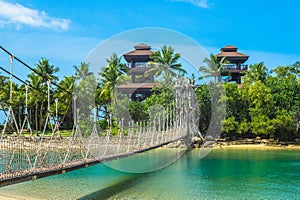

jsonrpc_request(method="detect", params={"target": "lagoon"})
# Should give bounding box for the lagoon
[0,148,300,199]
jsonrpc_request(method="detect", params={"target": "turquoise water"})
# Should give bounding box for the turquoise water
[0,148,300,199]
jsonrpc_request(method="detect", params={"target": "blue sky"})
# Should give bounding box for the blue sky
[0,0,299,79]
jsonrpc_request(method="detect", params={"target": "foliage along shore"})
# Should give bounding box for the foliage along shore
[196,59,300,142]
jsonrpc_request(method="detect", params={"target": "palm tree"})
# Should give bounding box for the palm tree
[13,84,26,129]
[55,76,75,127]
[34,58,59,82]
[58,76,75,97]
[97,53,128,121]
[95,83,111,118]
[244,62,268,83]
[291,62,300,76]
[99,53,127,100]
[271,65,296,79]
[27,74,43,134]
[199,53,227,83]
[73,62,93,80]
[29,59,59,132]
[0,75,9,106]
[146,45,186,82]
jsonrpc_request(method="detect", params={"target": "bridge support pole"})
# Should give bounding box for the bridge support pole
[31,175,37,182]
[184,83,195,148]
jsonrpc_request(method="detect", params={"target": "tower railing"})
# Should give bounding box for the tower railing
[221,64,248,71]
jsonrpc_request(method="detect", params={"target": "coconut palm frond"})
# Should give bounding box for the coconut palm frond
[199,54,226,82]
[148,46,185,82]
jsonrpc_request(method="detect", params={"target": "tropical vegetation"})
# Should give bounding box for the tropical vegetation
[0,46,299,142]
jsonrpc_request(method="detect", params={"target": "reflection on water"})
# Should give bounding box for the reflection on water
[0,148,300,199]
[105,148,188,173]
[78,174,147,200]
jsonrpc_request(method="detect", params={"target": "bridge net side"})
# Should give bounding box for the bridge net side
[0,80,195,182]
[0,47,198,183]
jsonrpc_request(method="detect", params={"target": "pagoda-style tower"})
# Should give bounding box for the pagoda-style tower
[216,45,249,83]
[117,43,159,101]
[123,43,154,83]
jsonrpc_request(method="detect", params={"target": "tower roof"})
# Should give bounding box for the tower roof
[123,43,153,63]
[134,43,151,50]
[216,45,249,63]
[221,45,238,52]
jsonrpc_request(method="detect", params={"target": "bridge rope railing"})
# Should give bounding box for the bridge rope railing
[0,103,189,183]
[0,47,197,186]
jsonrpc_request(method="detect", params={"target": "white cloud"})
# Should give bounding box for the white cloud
[0,0,70,30]
[170,0,210,8]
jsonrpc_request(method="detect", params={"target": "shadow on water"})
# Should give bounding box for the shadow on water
[78,148,194,200]
[77,173,150,200]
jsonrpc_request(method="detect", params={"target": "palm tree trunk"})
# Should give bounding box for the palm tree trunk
[59,100,70,127]
[218,74,222,83]
[35,101,38,135]
[39,102,44,132]
[18,105,22,131]
[30,107,32,127]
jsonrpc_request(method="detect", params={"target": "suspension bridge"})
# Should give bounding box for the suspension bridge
[0,46,198,187]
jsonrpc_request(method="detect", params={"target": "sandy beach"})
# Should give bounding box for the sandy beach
[0,193,26,200]
[0,191,41,200]
[213,143,300,150]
